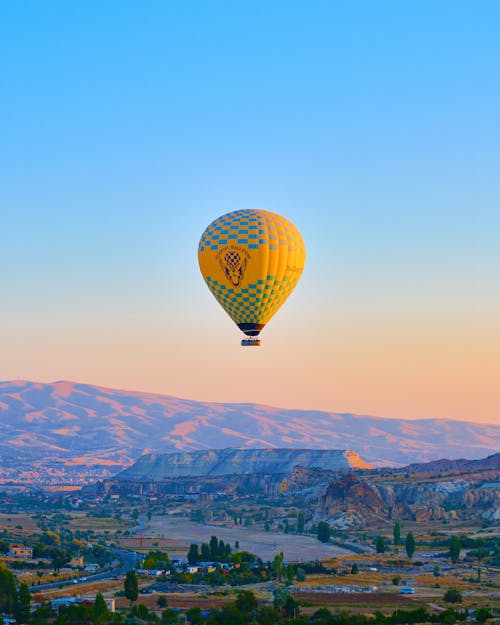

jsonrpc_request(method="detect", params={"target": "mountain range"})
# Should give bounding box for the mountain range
[0,380,498,482]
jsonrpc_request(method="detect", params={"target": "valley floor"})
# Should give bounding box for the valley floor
[145,516,353,561]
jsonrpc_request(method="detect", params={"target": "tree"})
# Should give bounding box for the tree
[475,607,491,622]
[186,606,205,624]
[286,562,295,583]
[15,582,32,625]
[197,543,208,562]
[0,562,17,614]
[405,532,415,559]
[124,570,139,605]
[282,594,300,618]
[161,608,180,624]
[317,521,331,543]
[393,520,401,546]
[209,535,219,560]
[254,605,281,625]
[376,536,386,553]
[187,543,199,565]
[476,537,486,561]
[296,567,306,581]
[443,588,462,603]
[235,590,258,617]
[157,595,168,608]
[272,551,284,581]
[94,591,109,621]
[143,553,157,570]
[449,535,461,563]
[297,512,305,534]
[50,547,71,572]
[351,563,359,575]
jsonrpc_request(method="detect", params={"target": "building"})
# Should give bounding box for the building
[9,544,33,558]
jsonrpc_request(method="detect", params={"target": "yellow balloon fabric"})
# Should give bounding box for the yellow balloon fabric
[198,209,306,338]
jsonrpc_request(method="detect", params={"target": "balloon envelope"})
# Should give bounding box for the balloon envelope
[198,209,306,340]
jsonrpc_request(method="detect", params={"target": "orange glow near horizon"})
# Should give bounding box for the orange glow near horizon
[2,308,498,425]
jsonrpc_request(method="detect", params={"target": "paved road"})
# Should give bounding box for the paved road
[29,548,142,592]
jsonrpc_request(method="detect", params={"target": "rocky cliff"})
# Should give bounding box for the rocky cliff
[115,447,372,481]
[286,453,500,527]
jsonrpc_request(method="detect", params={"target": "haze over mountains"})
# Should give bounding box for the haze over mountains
[0,380,498,482]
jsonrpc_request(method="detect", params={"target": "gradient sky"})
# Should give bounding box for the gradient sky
[1,1,499,424]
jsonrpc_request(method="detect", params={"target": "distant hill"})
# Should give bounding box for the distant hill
[116,448,372,481]
[0,380,498,482]
[404,453,500,473]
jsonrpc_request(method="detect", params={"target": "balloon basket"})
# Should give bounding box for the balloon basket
[241,338,261,347]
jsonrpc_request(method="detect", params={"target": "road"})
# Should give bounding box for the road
[29,548,142,592]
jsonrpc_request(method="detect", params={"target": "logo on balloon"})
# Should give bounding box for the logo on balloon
[218,247,249,287]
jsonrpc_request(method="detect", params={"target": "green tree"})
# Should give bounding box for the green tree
[273,587,291,610]
[296,567,306,581]
[317,521,331,543]
[393,520,401,546]
[376,536,386,553]
[187,543,199,565]
[0,562,17,614]
[131,603,150,620]
[475,607,491,622]
[254,605,280,625]
[157,595,167,608]
[124,570,139,605]
[476,537,486,561]
[272,551,284,581]
[197,542,208,561]
[443,588,462,603]
[15,582,32,625]
[186,606,205,624]
[351,563,359,574]
[282,594,300,618]
[405,532,415,559]
[235,590,258,617]
[449,535,461,564]
[297,512,305,534]
[50,547,71,572]
[286,562,295,583]
[143,553,157,570]
[94,591,109,622]
[209,535,219,560]
[161,608,179,624]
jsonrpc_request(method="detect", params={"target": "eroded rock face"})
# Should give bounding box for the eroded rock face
[314,457,500,526]
[321,473,385,517]
[116,448,372,480]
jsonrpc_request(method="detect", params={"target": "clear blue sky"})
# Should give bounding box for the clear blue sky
[1,1,499,423]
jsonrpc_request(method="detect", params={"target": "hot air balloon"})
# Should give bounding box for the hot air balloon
[198,209,306,346]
